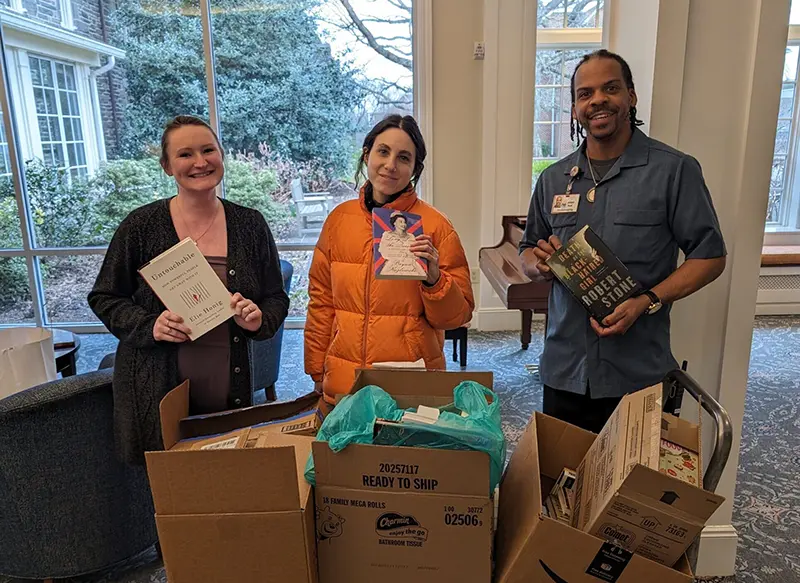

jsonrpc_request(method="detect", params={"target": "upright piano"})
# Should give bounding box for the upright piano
[478,215,551,349]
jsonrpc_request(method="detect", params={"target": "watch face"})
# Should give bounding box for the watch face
[648,302,662,315]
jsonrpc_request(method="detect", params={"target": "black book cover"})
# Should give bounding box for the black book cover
[546,225,642,322]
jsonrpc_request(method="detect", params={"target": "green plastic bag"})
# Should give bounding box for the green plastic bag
[304,381,505,492]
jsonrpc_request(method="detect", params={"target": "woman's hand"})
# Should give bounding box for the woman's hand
[231,292,263,332]
[410,234,440,286]
[153,310,192,342]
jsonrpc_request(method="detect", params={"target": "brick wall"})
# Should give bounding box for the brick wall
[22,0,61,27]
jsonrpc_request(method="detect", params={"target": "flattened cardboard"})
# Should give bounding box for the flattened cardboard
[314,369,496,583]
[179,391,321,438]
[494,412,695,583]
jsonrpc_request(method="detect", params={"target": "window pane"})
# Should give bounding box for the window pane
[783,46,798,83]
[40,255,103,323]
[49,117,61,142]
[538,0,603,29]
[768,156,788,223]
[40,61,54,87]
[45,89,58,115]
[0,256,34,324]
[72,118,83,141]
[279,249,313,318]
[56,63,66,90]
[533,48,586,179]
[33,88,45,113]
[212,0,413,250]
[78,0,205,248]
[68,93,79,115]
[38,116,51,141]
[791,0,800,25]
[64,65,77,91]
[0,177,23,249]
[774,119,791,156]
[29,58,42,85]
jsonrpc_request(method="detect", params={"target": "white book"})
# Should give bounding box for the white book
[138,237,234,341]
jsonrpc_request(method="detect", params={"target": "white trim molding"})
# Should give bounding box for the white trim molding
[59,0,76,31]
[413,0,433,203]
[694,524,739,578]
[537,27,602,49]
[0,9,126,60]
[475,307,544,332]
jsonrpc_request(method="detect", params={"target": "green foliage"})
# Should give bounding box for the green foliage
[223,158,292,231]
[111,0,363,172]
[532,159,557,180]
[0,257,29,304]
[91,158,175,241]
[23,160,104,248]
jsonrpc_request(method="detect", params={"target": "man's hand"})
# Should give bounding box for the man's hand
[522,235,562,282]
[590,295,651,337]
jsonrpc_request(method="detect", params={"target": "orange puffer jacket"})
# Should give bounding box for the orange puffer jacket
[305,187,474,403]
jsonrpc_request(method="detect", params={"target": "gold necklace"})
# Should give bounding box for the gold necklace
[176,196,220,242]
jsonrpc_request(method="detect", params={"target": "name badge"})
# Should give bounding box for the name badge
[551,194,580,214]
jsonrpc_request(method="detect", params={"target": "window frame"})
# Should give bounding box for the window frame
[765,26,800,243]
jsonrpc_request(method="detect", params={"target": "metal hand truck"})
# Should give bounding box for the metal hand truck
[662,365,734,574]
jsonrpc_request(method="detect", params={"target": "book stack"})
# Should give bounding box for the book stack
[542,467,577,525]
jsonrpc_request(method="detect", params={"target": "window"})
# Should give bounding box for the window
[0,0,423,329]
[211,0,415,317]
[766,3,800,237]
[29,56,87,180]
[532,1,604,183]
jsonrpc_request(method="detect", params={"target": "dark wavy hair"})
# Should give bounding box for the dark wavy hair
[355,114,427,200]
[569,49,644,143]
[160,115,223,169]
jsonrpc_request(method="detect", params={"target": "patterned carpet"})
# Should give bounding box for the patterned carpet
[3,316,799,582]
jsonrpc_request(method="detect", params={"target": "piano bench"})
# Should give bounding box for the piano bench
[445,326,469,367]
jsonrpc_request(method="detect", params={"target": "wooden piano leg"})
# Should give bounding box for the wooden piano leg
[521,309,532,350]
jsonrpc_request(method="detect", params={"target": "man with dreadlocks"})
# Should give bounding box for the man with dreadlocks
[519,50,726,432]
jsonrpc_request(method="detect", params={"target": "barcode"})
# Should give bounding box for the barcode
[645,393,656,413]
[201,436,239,450]
[603,471,613,494]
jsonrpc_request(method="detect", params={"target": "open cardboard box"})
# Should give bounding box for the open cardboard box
[313,368,496,583]
[573,385,724,567]
[144,381,319,583]
[494,412,697,583]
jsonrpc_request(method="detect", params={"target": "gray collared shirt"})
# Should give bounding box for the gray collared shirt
[520,129,726,398]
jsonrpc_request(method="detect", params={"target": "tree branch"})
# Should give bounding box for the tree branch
[337,0,412,70]
[384,0,412,14]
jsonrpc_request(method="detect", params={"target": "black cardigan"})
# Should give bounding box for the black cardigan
[88,198,289,464]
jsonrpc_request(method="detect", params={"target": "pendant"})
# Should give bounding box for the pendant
[587,187,596,203]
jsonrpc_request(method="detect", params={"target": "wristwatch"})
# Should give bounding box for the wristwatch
[641,290,663,315]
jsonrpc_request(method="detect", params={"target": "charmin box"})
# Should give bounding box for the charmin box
[313,369,496,583]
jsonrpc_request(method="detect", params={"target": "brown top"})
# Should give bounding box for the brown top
[178,256,232,414]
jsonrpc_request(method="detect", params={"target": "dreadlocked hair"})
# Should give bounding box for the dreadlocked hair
[569,49,644,144]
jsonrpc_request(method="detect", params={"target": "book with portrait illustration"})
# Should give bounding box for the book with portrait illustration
[372,208,428,280]
[138,237,234,341]
[545,225,642,322]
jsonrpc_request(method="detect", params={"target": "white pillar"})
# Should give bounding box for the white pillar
[608,0,790,576]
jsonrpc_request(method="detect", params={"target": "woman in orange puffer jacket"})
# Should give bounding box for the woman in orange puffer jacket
[304,114,474,404]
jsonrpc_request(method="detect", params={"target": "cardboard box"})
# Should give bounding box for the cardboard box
[494,412,697,583]
[573,385,725,567]
[313,369,495,583]
[145,381,319,583]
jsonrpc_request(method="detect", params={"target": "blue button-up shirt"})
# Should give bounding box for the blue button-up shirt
[520,129,726,398]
